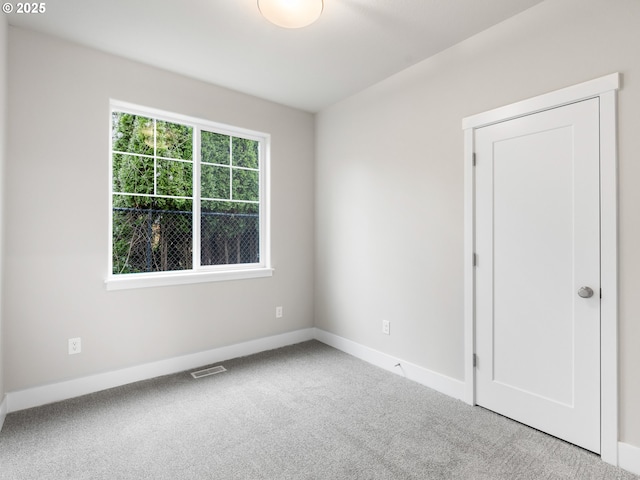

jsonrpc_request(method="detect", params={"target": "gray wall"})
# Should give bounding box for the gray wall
[315,0,640,447]
[4,27,315,392]
[0,13,6,405]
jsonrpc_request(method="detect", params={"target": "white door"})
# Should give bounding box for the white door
[475,98,601,453]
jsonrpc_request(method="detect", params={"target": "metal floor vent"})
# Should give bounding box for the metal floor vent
[191,365,227,379]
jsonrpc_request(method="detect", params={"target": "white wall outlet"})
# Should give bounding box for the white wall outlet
[68,337,82,355]
[276,306,283,318]
[382,320,390,335]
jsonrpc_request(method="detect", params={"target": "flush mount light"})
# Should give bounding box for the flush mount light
[258,0,324,29]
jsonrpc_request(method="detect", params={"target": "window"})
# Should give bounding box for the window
[107,101,271,290]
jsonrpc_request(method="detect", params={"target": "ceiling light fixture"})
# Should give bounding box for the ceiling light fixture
[257,0,324,29]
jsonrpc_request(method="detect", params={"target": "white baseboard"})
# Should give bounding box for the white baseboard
[0,394,7,431]
[6,327,466,414]
[619,442,640,475]
[7,328,315,413]
[313,328,466,401]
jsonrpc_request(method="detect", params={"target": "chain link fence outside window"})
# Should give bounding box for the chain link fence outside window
[112,207,259,274]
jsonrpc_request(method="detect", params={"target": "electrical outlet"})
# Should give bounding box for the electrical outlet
[382,320,390,335]
[68,337,82,355]
[276,306,283,318]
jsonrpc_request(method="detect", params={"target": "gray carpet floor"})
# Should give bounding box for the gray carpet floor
[0,340,636,479]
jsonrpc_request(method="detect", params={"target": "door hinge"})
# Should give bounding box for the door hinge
[473,253,477,267]
[473,353,478,368]
[472,153,477,166]
[600,288,602,299]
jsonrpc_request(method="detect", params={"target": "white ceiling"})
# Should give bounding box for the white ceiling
[7,0,545,112]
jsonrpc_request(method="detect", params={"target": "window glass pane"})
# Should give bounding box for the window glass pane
[112,196,193,274]
[111,105,266,277]
[232,169,259,202]
[202,131,230,165]
[112,112,154,156]
[112,154,154,195]
[232,137,259,168]
[156,121,193,160]
[201,201,259,266]
[156,159,193,197]
[201,164,230,199]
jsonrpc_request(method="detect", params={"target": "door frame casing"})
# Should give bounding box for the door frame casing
[462,73,620,465]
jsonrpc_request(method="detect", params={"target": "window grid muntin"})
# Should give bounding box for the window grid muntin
[112,154,194,197]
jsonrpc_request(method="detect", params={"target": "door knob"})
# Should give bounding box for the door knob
[578,286,594,298]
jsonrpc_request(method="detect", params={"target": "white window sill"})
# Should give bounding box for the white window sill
[105,267,274,291]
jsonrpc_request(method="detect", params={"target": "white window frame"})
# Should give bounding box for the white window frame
[106,100,272,290]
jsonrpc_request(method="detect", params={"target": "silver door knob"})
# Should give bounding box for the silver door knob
[578,286,594,298]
